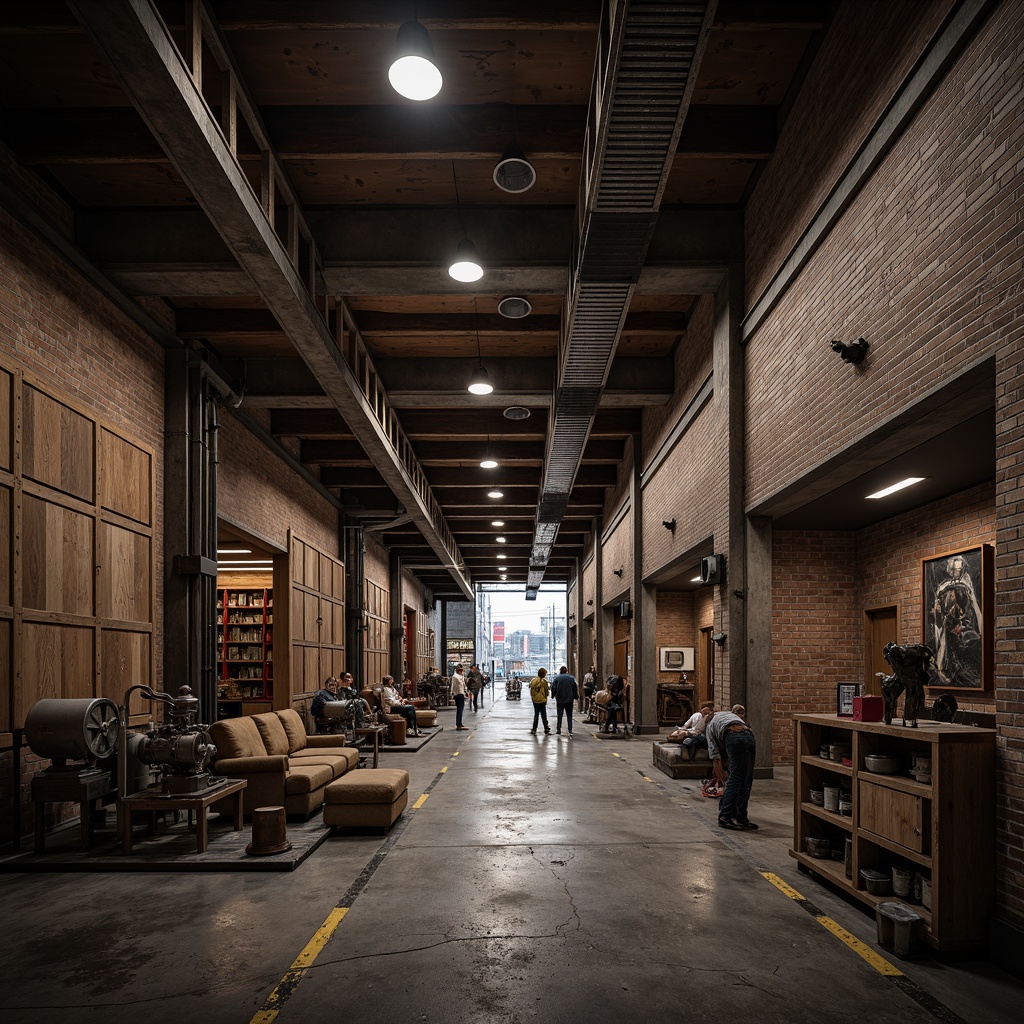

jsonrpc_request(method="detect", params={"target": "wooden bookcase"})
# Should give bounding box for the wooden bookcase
[216,587,273,716]
[791,713,995,952]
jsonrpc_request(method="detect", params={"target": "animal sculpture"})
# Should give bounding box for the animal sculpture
[880,641,934,727]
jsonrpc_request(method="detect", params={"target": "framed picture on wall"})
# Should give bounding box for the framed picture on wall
[836,682,859,717]
[921,543,994,691]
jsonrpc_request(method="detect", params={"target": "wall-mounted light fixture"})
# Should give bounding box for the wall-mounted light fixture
[830,337,869,365]
[612,567,623,577]
[662,518,676,533]
[388,20,442,101]
[586,599,594,607]
[711,632,727,646]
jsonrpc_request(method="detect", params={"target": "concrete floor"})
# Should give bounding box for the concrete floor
[3,694,1022,1023]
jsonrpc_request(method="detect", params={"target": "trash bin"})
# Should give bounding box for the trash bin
[876,901,922,959]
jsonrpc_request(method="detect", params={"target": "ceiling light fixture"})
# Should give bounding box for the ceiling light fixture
[497,553,506,560]
[480,430,498,468]
[497,296,532,319]
[216,548,252,555]
[496,536,506,543]
[493,141,536,194]
[866,477,926,500]
[690,576,703,583]
[467,296,493,395]
[388,20,442,101]
[487,490,504,499]
[491,520,505,527]
[448,161,483,282]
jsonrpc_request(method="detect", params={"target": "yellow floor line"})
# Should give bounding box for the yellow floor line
[440,765,448,773]
[249,907,348,1023]
[451,751,459,757]
[413,793,428,809]
[612,752,621,758]
[760,872,902,977]
[643,775,653,782]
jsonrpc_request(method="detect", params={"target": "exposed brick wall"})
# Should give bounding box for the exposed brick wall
[602,507,632,603]
[218,412,338,558]
[745,0,953,305]
[655,591,695,685]
[744,2,1022,511]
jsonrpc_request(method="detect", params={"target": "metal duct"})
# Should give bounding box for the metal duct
[530,1,717,583]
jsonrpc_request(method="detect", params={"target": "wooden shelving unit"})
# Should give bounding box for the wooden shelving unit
[216,587,273,716]
[791,713,995,952]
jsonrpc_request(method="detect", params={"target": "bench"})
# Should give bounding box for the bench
[652,740,712,779]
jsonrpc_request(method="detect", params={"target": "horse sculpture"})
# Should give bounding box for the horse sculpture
[879,641,934,727]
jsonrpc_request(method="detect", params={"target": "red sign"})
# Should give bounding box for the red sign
[493,622,505,642]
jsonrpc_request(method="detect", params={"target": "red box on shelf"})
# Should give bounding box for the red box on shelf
[853,695,884,722]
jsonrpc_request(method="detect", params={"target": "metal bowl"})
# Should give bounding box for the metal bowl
[805,837,831,859]
[864,753,901,774]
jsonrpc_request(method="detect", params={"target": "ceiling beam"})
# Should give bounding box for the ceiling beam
[68,0,472,598]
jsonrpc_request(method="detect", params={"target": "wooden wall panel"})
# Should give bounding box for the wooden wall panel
[364,578,388,688]
[101,522,151,623]
[22,386,94,502]
[304,543,319,590]
[100,428,152,526]
[0,368,10,471]
[304,645,320,690]
[0,619,10,732]
[17,622,94,720]
[0,486,10,608]
[22,494,94,615]
[101,628,151,708]
[302,591,319,639]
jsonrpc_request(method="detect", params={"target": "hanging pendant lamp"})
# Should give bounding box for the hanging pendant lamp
[467,307,493,395]
[449,237,484,283]
[493,141,536,194]
[388,20,442,101]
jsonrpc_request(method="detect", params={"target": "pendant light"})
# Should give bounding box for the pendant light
[480,432,498,469]
[467,299,493,395]
[448,160,483,282]
[388,20,442,101]
[493,141,536,194]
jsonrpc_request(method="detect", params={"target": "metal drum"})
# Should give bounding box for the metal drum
[24,698,120,761]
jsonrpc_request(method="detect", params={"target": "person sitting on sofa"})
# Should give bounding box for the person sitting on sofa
[381,675,421,737]
[311,676,341,733]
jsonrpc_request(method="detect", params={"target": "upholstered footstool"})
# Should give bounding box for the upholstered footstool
[414,709,437,729]
[324,768,410,832]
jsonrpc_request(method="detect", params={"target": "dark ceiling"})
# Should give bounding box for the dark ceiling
[8,2,987,601]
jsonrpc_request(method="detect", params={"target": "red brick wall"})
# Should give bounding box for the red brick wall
[773,483,997,762]
[655,591,695,685]
[218,412,338,558]
[744,2,1021,510]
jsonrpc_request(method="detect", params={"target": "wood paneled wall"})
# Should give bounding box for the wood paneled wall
[364,577,388,688]
[0,359,156,736]
[276,531,344,708]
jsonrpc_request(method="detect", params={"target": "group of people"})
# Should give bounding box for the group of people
[309,672,425,737]
[527,667,580,736]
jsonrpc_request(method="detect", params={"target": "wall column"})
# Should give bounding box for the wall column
[746,515,773,775]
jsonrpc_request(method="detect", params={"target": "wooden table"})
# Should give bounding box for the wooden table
[120,778,246,854]
[33,770,116,852]
[354,725,387,768]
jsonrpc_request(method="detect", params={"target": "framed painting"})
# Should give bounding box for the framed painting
[921,543,994,691]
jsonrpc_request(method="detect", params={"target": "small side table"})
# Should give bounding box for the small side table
[120,778,246,855]
[354,725,387,768]
[33,771,116,853]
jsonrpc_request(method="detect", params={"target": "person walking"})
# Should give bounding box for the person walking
[705,709,757,831]
[467,664,484,712]
[451,664,469,730]
[549,666,578,737]
[528,667,550,734]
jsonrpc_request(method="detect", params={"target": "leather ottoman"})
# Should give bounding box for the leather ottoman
[323,768,410,832]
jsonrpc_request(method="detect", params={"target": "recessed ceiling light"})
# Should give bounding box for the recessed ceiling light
[497,296,532,319]
[497,553,507,560]
[491,520,505,527]
[487,490,503,498]
[500,575,507,580]
[503,406,531,421]
[866,477,925,500]
[217,548,252,555]
[496,536,506,543]
[480,456,498,469]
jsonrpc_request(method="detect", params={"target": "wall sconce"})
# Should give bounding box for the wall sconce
[830,337,869,365]
[662,518,676,533]
[711,632,727,646]
[586,599,594,607]
[612,568,623,577]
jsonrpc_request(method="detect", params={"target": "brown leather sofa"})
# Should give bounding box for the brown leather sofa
[208,708,359,817]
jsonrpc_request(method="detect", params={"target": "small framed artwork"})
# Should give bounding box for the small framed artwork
[659,646,695,672]
[836,682,860,717]
[921,543,994,691]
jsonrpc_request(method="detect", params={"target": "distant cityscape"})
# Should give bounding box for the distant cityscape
[470,591,568,680]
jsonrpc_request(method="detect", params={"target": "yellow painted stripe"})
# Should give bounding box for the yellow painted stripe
[761,871,805,901]
[249,907,348,1023]
[815,915,903,976]
[413,793,428,809]
[452,751,459,757]
[643,775,653,782]
[612,752,621,758]
[440,765,448,773]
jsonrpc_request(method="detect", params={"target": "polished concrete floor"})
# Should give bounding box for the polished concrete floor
[3,693,1023,1024]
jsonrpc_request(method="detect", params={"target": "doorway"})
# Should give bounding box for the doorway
[864,606,898,694]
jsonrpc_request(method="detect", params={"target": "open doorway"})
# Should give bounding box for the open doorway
[864,605,898,694]
[699,625,715,707]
